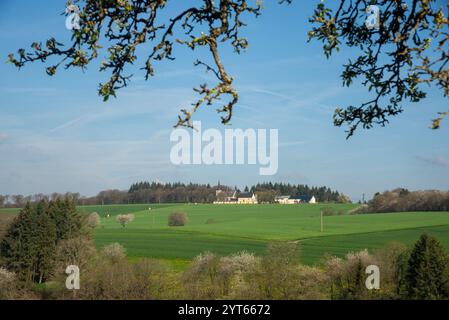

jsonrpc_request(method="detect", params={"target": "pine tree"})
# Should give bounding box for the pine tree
[405,233,449,299]
[0,203,34,279]
[32,201,57,283]
[0,202,57,283]
[0,199,83,283]
[48,198,82,241]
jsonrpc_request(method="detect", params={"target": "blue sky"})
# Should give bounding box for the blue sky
[0,0,448,201]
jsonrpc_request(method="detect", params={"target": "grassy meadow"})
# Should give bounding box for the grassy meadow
[3,203,449,266]
[77,203,449,266]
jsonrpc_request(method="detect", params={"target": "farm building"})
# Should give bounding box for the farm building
[214,189,258,204]
[236,192,258,204]
[275,195,290,204]
[275,195,316,204]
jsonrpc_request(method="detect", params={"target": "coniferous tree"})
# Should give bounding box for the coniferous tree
[48,198,82,241]
[0,203,34,279]
[0,202,57,283]
[405,233,449,299]
[0,199,83,283]
[32,201,57,283]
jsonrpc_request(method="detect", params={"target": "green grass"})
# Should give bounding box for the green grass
[299,224,449,265]
[77,203,178,216]
[0,208,21,215]
[4,203,449,266]
[95,228,268,259]
[90,203,449,265]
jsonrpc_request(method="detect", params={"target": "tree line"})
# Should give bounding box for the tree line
[0,193,81,208]
[0,182,345,207]
[355,188,449,213]
[250,183,344,203]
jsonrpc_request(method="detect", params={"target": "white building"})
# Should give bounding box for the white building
[275,195,316,204]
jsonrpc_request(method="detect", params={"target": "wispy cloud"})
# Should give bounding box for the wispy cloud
[0,134,173,195]
[239,84,343,112]
[49,115,95,133]
[0,132,9,142]
[280,140,306,147]
[0,86,56,94]
[243,87,305,106]
[232,115,267,127]
[417,155,449,168]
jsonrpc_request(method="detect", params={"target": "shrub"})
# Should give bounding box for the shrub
[55,236,96,273]
[321,207,345,216]
[0,267,36,299]
[0,268,18,299]
[101,243,126,264]
[116,214,135,227]
[183,250,261,299]
[349,204,368,214]
[324,250,379,300]
[372,242,409,299]
[86,212,100,228]
[361,189,449,213]
[168,212,188,226]
[75,257,169,300]
[183,252,221,299]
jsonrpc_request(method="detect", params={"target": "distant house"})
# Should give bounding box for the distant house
[236,192,257,204]
[214,189,258,204]
[275,195,290,204]
[275,195,316,204]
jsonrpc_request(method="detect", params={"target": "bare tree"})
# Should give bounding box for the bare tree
[0,195,6,207]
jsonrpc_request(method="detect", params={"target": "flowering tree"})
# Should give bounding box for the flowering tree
[116,214,135,227]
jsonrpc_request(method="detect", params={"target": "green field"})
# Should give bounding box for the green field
[82,203,449,265]
[0,208,21,215]
[3,203,449,266]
